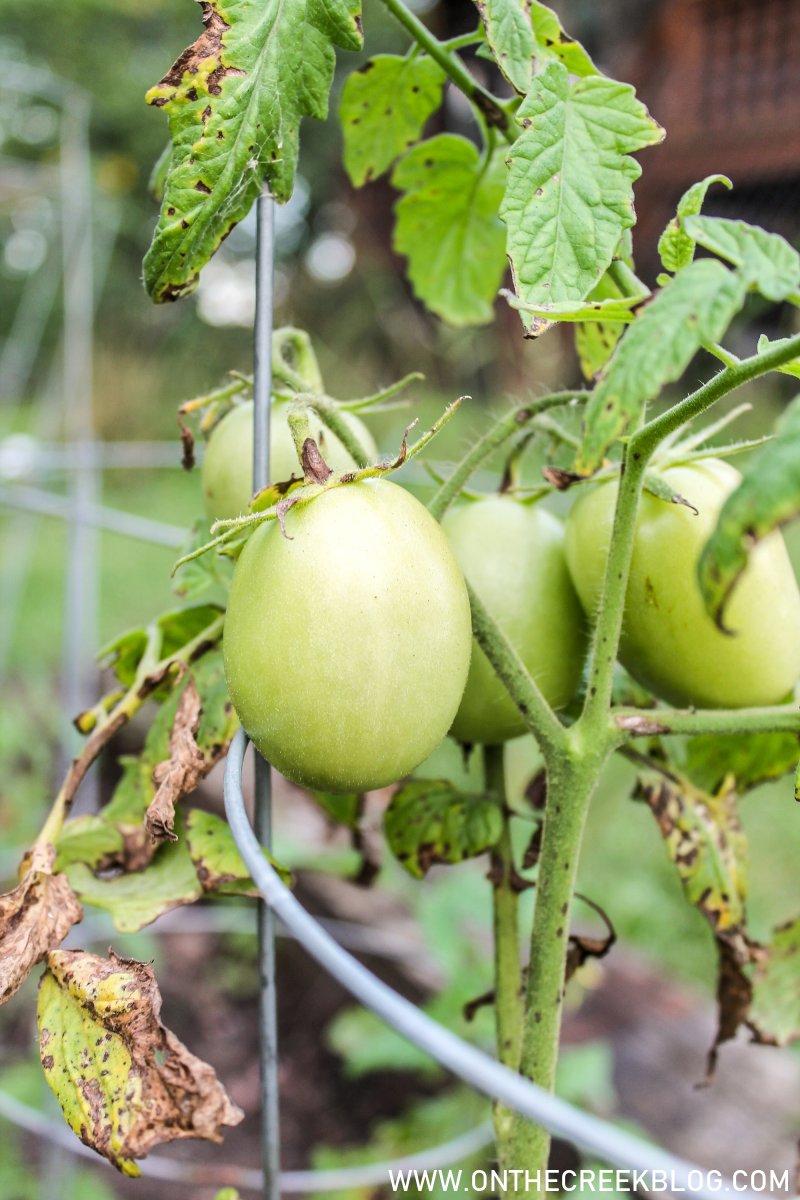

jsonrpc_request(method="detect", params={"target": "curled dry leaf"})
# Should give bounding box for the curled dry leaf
[0,844,82,1007]
[38,949,243,1175]
[565,894,617,983]
[145,678,211,843]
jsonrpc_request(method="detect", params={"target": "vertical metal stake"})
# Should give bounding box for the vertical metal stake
[252,190,280,1200]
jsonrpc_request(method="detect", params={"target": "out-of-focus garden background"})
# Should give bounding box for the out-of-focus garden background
[2,0,800,1196]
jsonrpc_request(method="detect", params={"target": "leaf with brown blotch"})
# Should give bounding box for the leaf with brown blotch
[38,949,243,1175]
[146,678,206,843]
[0,844,82,1008]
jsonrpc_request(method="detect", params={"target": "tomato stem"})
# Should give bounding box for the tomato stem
[485,742,523,1172]
[378,0,516,142]
[427,392,589,522]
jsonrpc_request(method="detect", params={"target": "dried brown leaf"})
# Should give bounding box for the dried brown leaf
[146,679,207,843]
[0,844,82,1007]
[38,949,243,1173]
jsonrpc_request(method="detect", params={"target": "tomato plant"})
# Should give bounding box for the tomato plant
[224,478,472,792]
[4,0,800,1193]
[202,399,377,521]
[565,458,800,709]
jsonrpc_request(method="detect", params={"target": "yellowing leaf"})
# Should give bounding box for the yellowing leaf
[38,950,243,1173]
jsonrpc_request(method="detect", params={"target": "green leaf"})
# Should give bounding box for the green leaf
[38,950,242,1173]
[65,836,202,932]
[574,269,630,381]
[575,261,747,474]
[392,135,508,326]
[657,175,732,274]
[638,776,747,935]
[475,0,596,95]
[148,142,172,204]
[757,334,800,380]
[143,0,363,302]
[384,779,502,879]
[682,215,800,302]
[55,816,124,872]
[698,395,800,628]
[685,732,800,795]
[101,604,222,688]
[500,62,663,326]
[186,808,292,894]
[503,290,638,331]
[174,520,234,600]
[340,55,445,187]
[749,916,800,1046]
[311,790,361,829]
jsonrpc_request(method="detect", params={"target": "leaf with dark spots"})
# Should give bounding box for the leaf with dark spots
[0,844,82,1008]
[38,949,243,1174]
[186,809,292,895]
[66,834,203,933]
[340,54,445,186]
[144,0,363,302]
[639,775,747,936]
[384,780,502,879]
[146,678,206,843]
[698,394,800,630]
[685,730,800,795]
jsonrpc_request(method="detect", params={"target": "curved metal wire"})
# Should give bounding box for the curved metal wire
[0,1090,494,1193]
[225,730,767,1200]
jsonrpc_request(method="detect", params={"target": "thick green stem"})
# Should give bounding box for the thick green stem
[484,745,523,1170]
[613,703,800,739]
[607,259,651,301]
[506,747,601,1192]
[378,0,515,140]
[428,392,588,522]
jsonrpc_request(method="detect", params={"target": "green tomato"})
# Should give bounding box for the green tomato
[565,458,800,708]
[223,478,472,792]
[201,399,377,522]
[442,495,587,744]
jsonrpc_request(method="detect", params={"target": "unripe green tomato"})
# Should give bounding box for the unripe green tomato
[223,478,472,792]
[442,495,588,744]
[201,400,377,522]
[564,458,800,709]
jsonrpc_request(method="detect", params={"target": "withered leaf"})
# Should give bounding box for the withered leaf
[707,932,755,1081]
[0,844,82,1007]
[146,677,206,843]
[565,894,617,983]
[38,949,243,1174]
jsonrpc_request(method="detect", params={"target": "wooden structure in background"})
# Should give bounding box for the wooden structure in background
[630,0,800,274]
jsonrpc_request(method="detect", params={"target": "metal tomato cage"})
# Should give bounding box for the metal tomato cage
[0,62,767,1198]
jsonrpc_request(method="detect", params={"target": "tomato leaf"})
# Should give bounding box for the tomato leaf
[575,261,747,475]
[682,215,800,302]
[500,62,663,328]
[637,775,747,936]
[756,334,800,380]
[475,0,596,95]
[657,174,732,275]
[186,808,292,894]
[340,55,445,187]
[392,135,508,327]
[143,0,363,302]
[749,916,800,1046]
[38,949,242,1174]
[697,395,800,629]
[384,779,502,879]
[0,845,83,1008]
[65,836,203,933]
[684,731,800,795]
